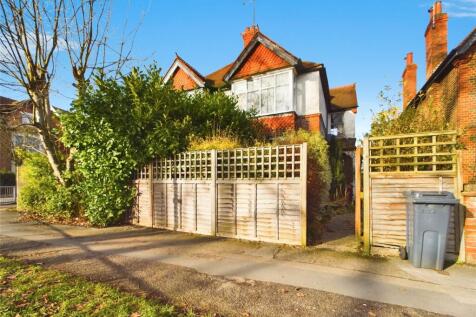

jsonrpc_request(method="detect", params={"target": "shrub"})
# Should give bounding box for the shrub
[370,86,449,137]
[16,150,77,220]
[188,134,242,151]
[62,65,258,226]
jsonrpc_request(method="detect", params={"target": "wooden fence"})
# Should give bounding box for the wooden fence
[134,144,308,245]
[357,131,462,257]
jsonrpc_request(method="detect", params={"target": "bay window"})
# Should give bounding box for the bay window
[232,69,293,115]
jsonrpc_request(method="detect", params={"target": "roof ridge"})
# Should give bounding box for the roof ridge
[174,54,205,81]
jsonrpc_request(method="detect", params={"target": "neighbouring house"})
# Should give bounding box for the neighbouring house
[0,96,43,173]
[401,1,476,263]
[163,25,358,143]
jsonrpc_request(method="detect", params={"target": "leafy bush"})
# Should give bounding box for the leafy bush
[370,86,449,136]
[62,65,258,226]
[0,170,15,186]
[16,150,77,219]
[187,91,259,145]
[188,135,242,151]
[274,129,331,192]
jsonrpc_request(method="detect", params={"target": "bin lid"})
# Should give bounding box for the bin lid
[406,191,459,205]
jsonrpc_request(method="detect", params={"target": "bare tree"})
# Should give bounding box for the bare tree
[0,0,132,185]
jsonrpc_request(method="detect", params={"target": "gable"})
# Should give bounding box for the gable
[232,43,291,80]
[224,33,299,82]
[171,67,199,90]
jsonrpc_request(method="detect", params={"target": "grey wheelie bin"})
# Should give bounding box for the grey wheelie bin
[404,191,458,270]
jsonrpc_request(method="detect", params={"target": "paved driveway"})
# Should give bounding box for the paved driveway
[1,208,475,316]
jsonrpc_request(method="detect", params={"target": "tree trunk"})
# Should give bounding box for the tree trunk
[31,92,65,186]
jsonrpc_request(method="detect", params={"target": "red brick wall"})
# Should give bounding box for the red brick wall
[257,112,324,138]
[463,193,476,264]
[297,113,321,133]
[411,46,475,188]
[455,45,476,189]
[0,127,12,171]
[257,112,296,137]
[233,43,290,79]
[172,68,198,91]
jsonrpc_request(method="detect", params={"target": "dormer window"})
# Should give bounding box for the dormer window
[232,69,293,116]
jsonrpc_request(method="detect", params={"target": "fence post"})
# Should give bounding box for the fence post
[363,137,371,254]
[354,146,362,241]
[300,143,308,246]
[149,163,154,227]
[456,150,465,262]
[210,150,217,236]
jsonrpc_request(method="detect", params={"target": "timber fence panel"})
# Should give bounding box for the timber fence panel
[134,144,306,245]
[362,131,460,257]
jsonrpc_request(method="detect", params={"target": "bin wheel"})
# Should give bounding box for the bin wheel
[399,246,408,260]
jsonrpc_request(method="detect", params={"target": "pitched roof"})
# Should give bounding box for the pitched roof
[0,96,16,106]
[163,31,330,95]
[163,54,206,88]
[223,32,300,82]
[409,27,476,108]
[205,63,233,89]
[329,84,358,112]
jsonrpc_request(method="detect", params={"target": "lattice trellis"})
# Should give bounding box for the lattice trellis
[368,131,458,173]
[136,144,303,180]
[147,151,213,180]
[216,145,302,179]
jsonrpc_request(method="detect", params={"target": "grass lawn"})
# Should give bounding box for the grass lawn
[0,257,196,317]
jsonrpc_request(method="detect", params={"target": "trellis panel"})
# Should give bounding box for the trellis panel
[134,144,307,245]
[362,131,461,258]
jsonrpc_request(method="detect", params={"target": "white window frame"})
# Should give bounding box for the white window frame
[232,68,294,116]
[20,112,33,124]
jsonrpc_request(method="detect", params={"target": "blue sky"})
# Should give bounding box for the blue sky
[1,0,475,138]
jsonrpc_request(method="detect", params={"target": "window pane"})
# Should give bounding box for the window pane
[247,91,260,111]
[237,93,247,109]
[276,86,289,112]
[261,88,274,114]
[276,73,289,86]
[233,81,246,94]
[247,79,259,91]
[261,75,274,89]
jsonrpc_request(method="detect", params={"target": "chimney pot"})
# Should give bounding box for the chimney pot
[434,1,442,14]
[406,52,414,65]
[425,1,448,79]
[402,52,417,109]
[241,25,259,47]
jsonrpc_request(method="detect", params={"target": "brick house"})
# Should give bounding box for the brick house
[401,1,476,263]
[164,26,358,142]
[0,96,41,173]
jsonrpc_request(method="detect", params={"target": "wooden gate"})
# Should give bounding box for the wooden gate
[357,131,463,257]
[134,144,308,245]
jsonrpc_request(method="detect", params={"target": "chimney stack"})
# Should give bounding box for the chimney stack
[402,52,417,109]
[425,1,448,79]
[242,25,259,47]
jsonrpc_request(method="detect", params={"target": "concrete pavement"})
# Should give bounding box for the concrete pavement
[1,208,475,316]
